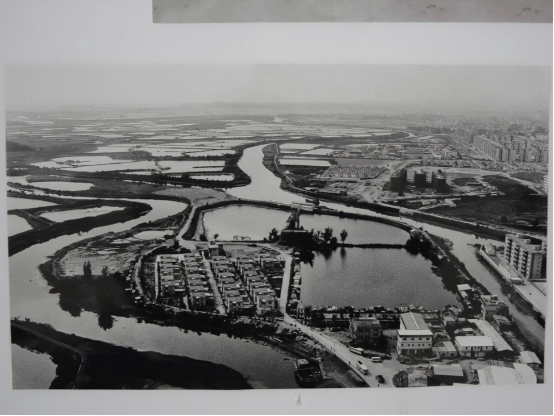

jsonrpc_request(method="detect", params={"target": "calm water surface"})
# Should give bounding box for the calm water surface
[300,248,460,309]
[11,344,57,389]
[8,215,33,236]
[202,205,290,240]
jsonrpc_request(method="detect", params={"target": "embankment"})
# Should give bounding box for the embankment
[182,199,412,241]
[11,320,252,389]
[407,211,506,241]
[8,200,152,256]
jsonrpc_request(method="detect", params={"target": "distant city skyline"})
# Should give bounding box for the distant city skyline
[6,65,550,117]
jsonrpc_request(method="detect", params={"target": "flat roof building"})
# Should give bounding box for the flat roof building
[504,233,546,281]
[469,319,514,354]
[397,312,433,357]
[454,336,494,358]
[350,317,382,345]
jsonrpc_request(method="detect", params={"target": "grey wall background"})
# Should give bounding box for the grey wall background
[153,0,553,23]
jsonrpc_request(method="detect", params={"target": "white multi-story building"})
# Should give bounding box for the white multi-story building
[454,336,494,358]
[504,234,546,281]
[396,312,433,357]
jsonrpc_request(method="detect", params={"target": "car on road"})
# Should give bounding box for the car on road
[356,360,369,375]
[375,375,385,383]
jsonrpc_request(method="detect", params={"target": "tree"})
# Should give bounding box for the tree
[323,227,333,243]
[340,229,348,244]
[268,228,280,242]
[83,261,92,279]
[214,233,219,240]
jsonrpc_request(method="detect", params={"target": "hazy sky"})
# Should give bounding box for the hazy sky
[6,65,550,114]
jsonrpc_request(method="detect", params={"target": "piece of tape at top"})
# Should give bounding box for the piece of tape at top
[153,0,553,23]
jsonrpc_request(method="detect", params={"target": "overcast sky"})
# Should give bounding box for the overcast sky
[6,65,550,115]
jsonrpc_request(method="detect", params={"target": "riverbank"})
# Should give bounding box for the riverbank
[11,320,252,389]
[8,198,152,256]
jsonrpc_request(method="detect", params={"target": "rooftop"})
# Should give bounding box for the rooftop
[457,284,472,292]
[455,336,494,348]
[519,350,541,365]
[431,364,464,378]
[400,312,429,331]
[507,233,545,251]
[469,319,513,352]
[397,329,433,337]
[477,364,536,385]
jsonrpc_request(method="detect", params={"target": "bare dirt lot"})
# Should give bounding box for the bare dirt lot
[54,233,159,277]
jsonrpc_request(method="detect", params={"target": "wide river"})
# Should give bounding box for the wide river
[8,143,545,388]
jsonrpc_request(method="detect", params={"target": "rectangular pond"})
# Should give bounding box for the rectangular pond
[298,248,460,310]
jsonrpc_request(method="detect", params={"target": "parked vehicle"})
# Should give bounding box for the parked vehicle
[376,375,385,383]
[356,360,369,375]
[371,356,382,363]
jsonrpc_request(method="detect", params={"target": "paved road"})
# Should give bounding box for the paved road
[514,282,547,316]
[200,253,227,315]
[282,315,408,388]
[12,323,87,389]
[278,252,406,387]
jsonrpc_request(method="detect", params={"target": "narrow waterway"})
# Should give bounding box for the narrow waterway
[8,193,298,388]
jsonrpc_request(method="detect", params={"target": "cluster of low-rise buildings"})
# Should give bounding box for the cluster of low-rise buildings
[290,281,541,374]
[393,289,531,363]
[209,252,284,316]
[153,246,286,316]
[155,253,215,310]
[319,165,386,180]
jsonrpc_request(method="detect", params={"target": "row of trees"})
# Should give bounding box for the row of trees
[267,227,348,246]
[308,227,348,247]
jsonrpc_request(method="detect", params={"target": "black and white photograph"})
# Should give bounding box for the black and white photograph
[5,64,549,392]
[0,1,551,414]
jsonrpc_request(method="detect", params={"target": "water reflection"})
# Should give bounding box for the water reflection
[300,248,460,309]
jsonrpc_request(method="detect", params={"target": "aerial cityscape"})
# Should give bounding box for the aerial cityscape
[6,65,548,390]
